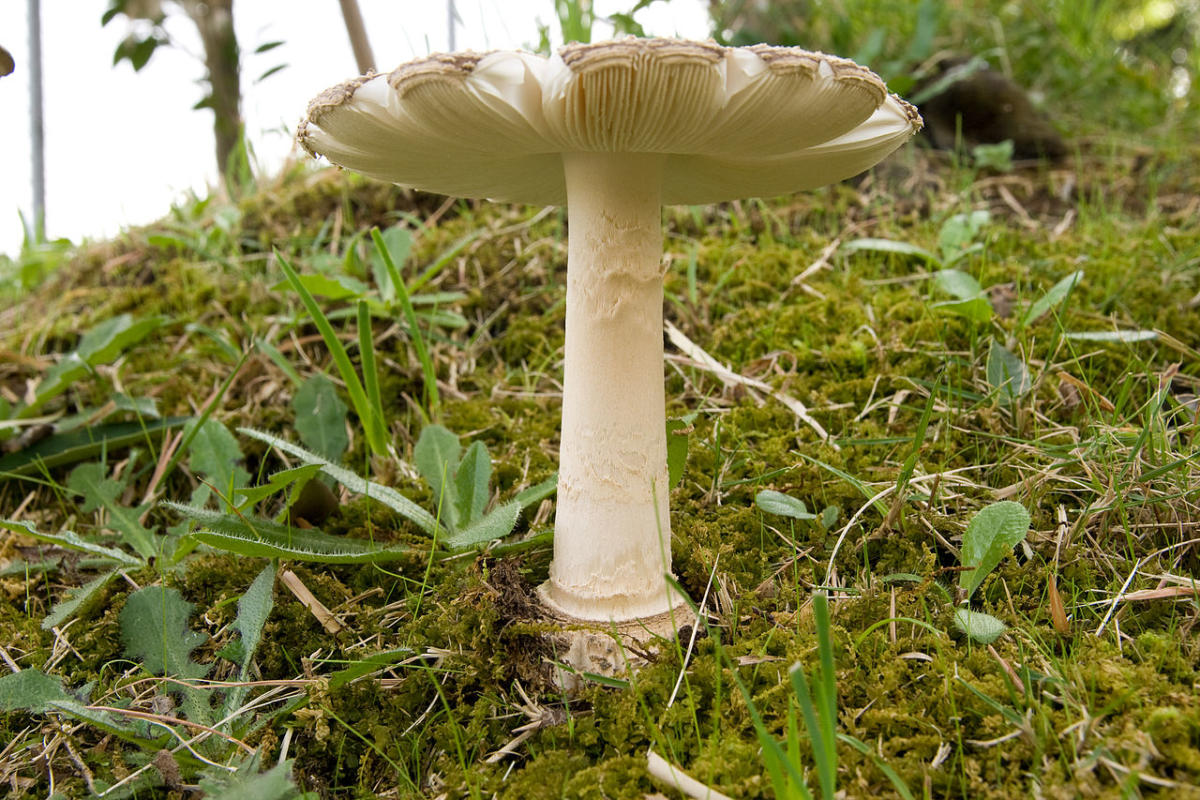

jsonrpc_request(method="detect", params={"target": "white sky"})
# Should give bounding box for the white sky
[0,0,709,258]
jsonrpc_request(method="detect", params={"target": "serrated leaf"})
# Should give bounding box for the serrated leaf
[755,490,816,520]
[293,375,349,462]
[0,669,71,713]
[953,607,1007,644]
[43,569,120,630]
[444,502,520,549]
[65,463,157,560]
[414,425,461,526]
[120,586,208,679]
[986,342,1031,403]
[168,502,417,563]
[1022,270,1082,327]
[667,419,689,489]
[959,501,1031,598]
[238,428,442,536]
[454,441,491,526]
[0,519,142,567]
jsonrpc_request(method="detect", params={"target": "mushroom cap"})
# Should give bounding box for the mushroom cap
[298,38,922,206]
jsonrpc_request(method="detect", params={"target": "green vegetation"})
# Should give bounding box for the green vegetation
[1,2,1198,797]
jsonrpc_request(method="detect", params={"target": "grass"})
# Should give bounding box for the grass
[2,4,1199,798]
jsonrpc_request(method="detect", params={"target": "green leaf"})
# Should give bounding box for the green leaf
[959,500,1031,599]
[819,505,840,529]
[187,419,244,487]
[28,314,167,415]
[270,272,366,301]
[454,441,491,526]
[198,756,313,800]
[0,519,142,567]
[0,419,190,482]
[0,668,71,713]
[986,342,1031,403]
[369,226,413,304]
[66,463,157,560]
[841,238,939,264]
[43,569,120,631]
[239,428,442,536]
[275,252,387,456]
[414,425,461,526]
[931,296,993,323]
[1023,270,1083,327]
[120,586,209,679]
[513,476,557,509]
[444,502,521,549]
[933,269,984,301]
[293,374,349,462]
[234,464,324,509]
[938,210,990,261]
[953,607,1007,644]
[327,648,413,690]
[666,419,689,489]
[755,490,817,520]
[235,564,275,679]
[168,502,417,563]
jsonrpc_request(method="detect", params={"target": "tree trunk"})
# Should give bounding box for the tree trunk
[183,0,242,183]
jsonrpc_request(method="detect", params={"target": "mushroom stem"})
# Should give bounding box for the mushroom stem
[538,151,687,622]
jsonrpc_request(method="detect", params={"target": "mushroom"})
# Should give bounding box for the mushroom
[299,38,920,667]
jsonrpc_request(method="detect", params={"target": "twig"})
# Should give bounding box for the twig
[646,749,734,800]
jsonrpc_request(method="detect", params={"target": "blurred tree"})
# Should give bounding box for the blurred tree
[101,0,285,188]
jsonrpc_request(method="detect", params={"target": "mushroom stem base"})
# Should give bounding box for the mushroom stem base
[537,599,697,691]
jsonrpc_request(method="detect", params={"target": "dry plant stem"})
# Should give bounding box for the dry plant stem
[539,151,685,622]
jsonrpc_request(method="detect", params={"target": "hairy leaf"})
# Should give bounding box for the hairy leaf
[293,374,349,462]
[953,608,1007,644]
[0,669,71,713]
[168,501,417,563]
[444,502,521,549]
[0,519,141,567]
[239,428,441,536]
[120,586,208,680]
[454,441,491,525]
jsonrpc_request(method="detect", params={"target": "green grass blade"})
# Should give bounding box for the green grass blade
[357,300,387,449]
[276,250,387,455]
[789,663,831,800]
[813,593,839,800]
[837,734,915,800]
[371,228,440,421]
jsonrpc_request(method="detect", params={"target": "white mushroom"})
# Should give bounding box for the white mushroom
[299,38,921,655]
